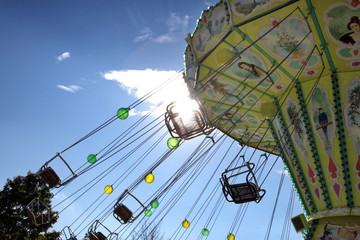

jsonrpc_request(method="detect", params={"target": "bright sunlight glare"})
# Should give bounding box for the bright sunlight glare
[172,98,201,126]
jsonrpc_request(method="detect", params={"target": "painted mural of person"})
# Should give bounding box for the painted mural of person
[237,62,263,77]
[339,16,360,45]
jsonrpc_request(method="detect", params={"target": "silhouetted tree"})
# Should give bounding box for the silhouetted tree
[0,171,60,239]
[130,221,164,240]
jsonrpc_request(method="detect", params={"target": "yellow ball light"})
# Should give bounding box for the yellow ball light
[216,48,234,65]
[145,173,154,183]
[182,219,190,228]
[260,102,277,118]
[227,233,235,240]
[104,185,113,194]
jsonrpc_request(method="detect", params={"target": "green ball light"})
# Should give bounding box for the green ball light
[87,154,97,164]
[202,228,209,236]
[150,199,159,209]
[145,209,152,217]
[117,108,129,120]
[167,137,179,149]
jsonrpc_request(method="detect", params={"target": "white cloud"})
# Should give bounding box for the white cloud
[153,34,175,43]
[276,168,289,175]
[57,84,82,93]
[56,52,71,62]
[134,27,153,42]
[204,1,217,6]
[129,108,152,117]
[135,13,189,44]
[167,12,189,33]
[153,13,190,43]
[103,69,191,116]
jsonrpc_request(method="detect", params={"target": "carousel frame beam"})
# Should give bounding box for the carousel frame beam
[201,98,261,114]
[198,63,275,98]
[274,98,318,214]
[305,0,336,73]
[267,118,311,216]
[331,73,354,208]
[232,27,296,82]
[305,0,354,208]
[223,40,239,53]
[294,79,333,209]
[233,24,315,89]
[232,0,300,29]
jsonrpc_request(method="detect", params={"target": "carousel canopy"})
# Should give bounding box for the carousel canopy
[184,0,360,239]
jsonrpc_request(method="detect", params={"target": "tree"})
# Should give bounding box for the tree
[0,171,60,239]
[83,221,164,240]
[130,221,164,240]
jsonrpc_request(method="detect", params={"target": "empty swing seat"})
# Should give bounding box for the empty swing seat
[164,101,212,140]
[26,208,49,226]
[61,225,78,240]
[113,189,145,224]
[114,204,133,224]
[26,198,52,226]
[228,182,259,204]
[220,162,266,204]
[39,153,78,188]
[88,219,115,240]
[39,166,61,188]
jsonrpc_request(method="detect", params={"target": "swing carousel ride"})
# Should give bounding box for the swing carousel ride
[27,0,360,239]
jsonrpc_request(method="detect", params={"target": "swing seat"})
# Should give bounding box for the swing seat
[113,204,133,224]
[61,225,77,240]
[113,189,145,224]
[26,208,49,226]
[39,166,61,188]
[39,153,78,188]
[220,162,266,204]
[228,182,259,204]
[165,101,212,140]
[88,220,114,240]
[89,232,106,240]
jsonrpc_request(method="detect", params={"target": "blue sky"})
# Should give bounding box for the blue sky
[0,1,303,239]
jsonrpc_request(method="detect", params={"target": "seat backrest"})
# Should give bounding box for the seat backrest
[114,204,133,224]
[26,207,49,226]
[89,232,106,240]
[229,182,259,204]
[165,102,211,140]
[35,213,49,226]
[95,232,107,240]
[26,208,37,225]
[40,167,61,188]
